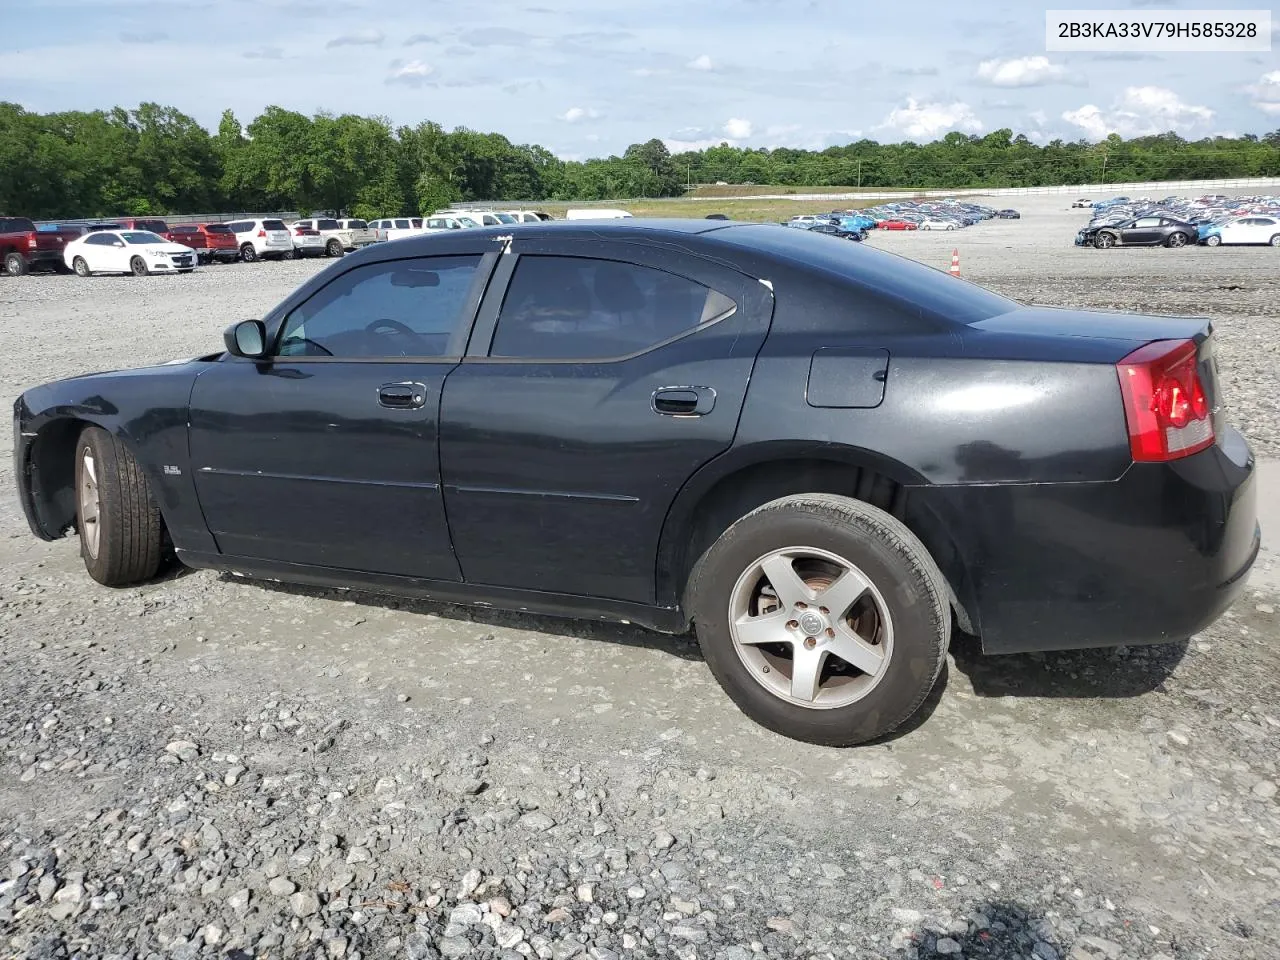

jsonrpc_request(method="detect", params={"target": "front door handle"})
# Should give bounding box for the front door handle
[652,386,716,416]
[378,382,427,409]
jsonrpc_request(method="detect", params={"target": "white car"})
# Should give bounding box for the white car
[454,210,517,227]
[225,218,294,261]
[565,208,634,220]
[918,218,958,231]
[63,230,196,277]
[368,218,430,243]
[504,210,553,223]
[291,217,376,257]
[288,223,326,258]
[424,214,481,231]
[1202,215,1280,247]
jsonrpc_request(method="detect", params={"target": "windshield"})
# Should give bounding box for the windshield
[458,216,480,227]
[493,212,518,224]
[122,231,165,244]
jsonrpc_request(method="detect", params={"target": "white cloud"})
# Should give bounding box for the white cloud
[723,117,753,139]
[687,54,713,71]
[1029,109,1047,126]
[560,106,601,123]
[1062,86,1213,139]
[765,123,802,138]
[875,98,983,140]
[328,29,385,49]
[386,59,434,86]
[1244,71,1280,115]
[976,55,1066,87]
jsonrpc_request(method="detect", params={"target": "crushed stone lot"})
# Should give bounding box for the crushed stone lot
[0,193,1278,960]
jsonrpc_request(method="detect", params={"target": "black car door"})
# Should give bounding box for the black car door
[1121,216,1162,245]
[437,236,774,604]
[187,250,496,578]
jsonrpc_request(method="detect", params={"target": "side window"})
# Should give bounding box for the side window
[489,256,736,361]
[275,255,483,359]
[226,221,249,233]
[86,233,114,246]
[1132,217,1160,228]
[394,219,410,229]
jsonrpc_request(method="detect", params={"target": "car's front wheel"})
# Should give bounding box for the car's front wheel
[1094,232,1116,248]
[74,426,165,587]
[129,257,148,277]
[1205,235,1222,247]
[1271,234,1280,247]
[687,494,948,746]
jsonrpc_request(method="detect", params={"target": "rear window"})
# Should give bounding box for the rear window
[133,219,168,233]
[171,225,196,233]
[1,218,36,233]
[205,223,232,233]
[317,219,341,230]
[345,219,367,230]
[263,219,287,231]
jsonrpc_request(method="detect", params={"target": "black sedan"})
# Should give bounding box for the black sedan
[13,219,1259,746]
[994,209,1020,219]
[1077,215,1197,248]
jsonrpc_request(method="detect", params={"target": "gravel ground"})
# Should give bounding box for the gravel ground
[1,195,1278,960]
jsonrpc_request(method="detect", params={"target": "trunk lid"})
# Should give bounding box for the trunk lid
[968,305,1210,346]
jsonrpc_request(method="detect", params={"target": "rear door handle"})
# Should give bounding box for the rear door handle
[652,386,716,416]
[378,381,427,409]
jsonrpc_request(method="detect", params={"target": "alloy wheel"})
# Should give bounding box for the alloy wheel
[78,447,101,560]
[728,546,893,710]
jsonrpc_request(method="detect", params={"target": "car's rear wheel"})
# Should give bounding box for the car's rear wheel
[74,426,164,587]
[4,252,27,276]
[326,239,343,257]
[130,256,148,277]
[72,256,91,277]
[1205,235,1222,247]
[240,243,257,262]
[687,494,948,746]
[1166,232,1189,248]
[1095,232,1116,249]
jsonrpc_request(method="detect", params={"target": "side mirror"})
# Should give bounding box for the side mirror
[224,319,266,358]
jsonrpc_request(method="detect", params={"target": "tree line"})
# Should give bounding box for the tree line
[2,100,1278,220]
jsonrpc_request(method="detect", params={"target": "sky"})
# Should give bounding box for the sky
[1,0,1277,159]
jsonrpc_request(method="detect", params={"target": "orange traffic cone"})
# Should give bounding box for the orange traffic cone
[948,249,961,277]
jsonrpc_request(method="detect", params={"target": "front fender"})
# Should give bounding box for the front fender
[14,361,219,553]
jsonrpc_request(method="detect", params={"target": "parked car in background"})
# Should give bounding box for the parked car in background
[918,218,957,231]
[505,210,554,222]
[1199,215,1280,247]
[807,222,863,241]
[0,217,82,276]
[168,223,240,264]
[425,215,479,231]
[1077,215,1197,249]
[116,218,180,241]
[336,219,376,249]
[291,218,375,257]
[878,219,918,231]
[13,219,1257,747]
[288,223,327,259]
[226,219,294,261]
[368,218,429,243]
[995,209,1020,219]
[1072,199,1093,208]
[564,208,634,220]
[62,229,195,276]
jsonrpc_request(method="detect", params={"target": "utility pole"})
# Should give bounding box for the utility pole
[856,159,862,189]
[1101,152,1108,184]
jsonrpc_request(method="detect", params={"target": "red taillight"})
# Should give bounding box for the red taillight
[27,235,37,250]
[1116,338,1214,462]
[257,229,266,237]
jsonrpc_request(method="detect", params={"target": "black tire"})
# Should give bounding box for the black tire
[326,239,343,257]
[1094,232,1116,249]
[1166,232,1188,248]
[74,426,164,587]
[1205,235,1221,247]
[687,494,949,747]
[284,248,297,260]
[240,243,257,263]
[1271,234,1280,247]
[72,257,91,277]
[130,256,148,277]
[4,252,28,276]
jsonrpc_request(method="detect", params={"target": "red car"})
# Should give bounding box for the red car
[168,223,240,264]
[878,219,918,231]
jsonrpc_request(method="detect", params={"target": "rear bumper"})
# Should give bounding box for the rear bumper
[918,427,1259,654]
